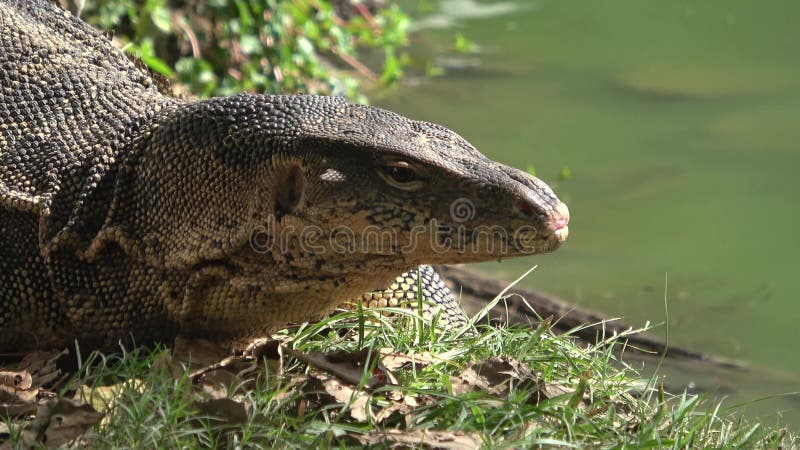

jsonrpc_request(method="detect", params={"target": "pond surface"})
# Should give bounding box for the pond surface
[379,0,800,429]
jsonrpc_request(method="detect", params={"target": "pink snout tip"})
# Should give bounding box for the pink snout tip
[548,202,570,242]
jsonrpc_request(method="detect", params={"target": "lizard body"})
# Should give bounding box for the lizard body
[0,0,568,351]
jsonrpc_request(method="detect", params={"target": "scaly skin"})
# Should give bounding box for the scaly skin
[0,0,569,352]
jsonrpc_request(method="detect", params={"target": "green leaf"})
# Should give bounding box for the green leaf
[130,40,174,77]
[175,57,217,96]
[296,36,315,58]
[380,47,403,85]
[235,0,253,28]
[454,32,479,54]
[149,4,172,33]
[239,34,262,55]
[141,54,174,77]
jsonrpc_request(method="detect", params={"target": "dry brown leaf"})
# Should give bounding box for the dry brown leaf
[244,338,282,362]
[448,377,471,396]
[0,389,39,417]
[380,348,437,371]
[17,351,60,374]
[0,365,54,418]
[534,381,574,403]
[352,429,482,450]
[197,369,239,396]
[314,374,370,422]
[272,374,308,402]
[449,356,590,407]
[0,370,33,390]
[191,398,249,424]
[17,350,67,389]
[151,349,187,380]
[184,339,288,402]
[304,370,425,425]
[172,337,231,369]
[531,379,590,407]
[1,386,39,404]
[286,347,386,388]
[371,399,414,425]
[153,341,250,395]
[240,338,285,379]
[170,337,285,384]
[451,356,538,396]
[13,398,103,449]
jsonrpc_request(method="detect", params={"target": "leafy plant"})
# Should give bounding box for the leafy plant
[66,0,411,103]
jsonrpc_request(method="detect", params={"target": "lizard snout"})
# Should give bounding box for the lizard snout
[513,185,570,243]
[545,202,570,242]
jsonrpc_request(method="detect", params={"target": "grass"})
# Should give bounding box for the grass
[3,283,795,448]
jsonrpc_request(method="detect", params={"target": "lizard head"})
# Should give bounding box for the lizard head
[112,94,568,282]
[253,96,570,270]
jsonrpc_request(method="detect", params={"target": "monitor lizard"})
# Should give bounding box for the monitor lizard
[0,0,569,352]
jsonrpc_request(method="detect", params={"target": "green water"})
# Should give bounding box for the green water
[379,0,800,429]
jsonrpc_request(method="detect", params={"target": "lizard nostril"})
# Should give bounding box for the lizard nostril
[516,195,570,241]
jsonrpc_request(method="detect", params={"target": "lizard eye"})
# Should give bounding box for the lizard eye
[378,161,423,190]
[388,166,417,183]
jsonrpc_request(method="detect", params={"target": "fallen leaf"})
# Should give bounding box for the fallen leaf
[0,387,40,417]
[451,356,538,396]
[536,382,573,401]
[172,337,230,369]
[286,347,386,389]
[352,429,482,450]
[380,348,437,371]
[151,349,186,380]
[15,398,103,449]
[313,374,370,422]
[272,374,308,402]
[449,357,590,407]
[197,369,239,399]
[0,371,32,390]
[371,399,414,425]
[244,338,281,362]
[17,350,67,389]
[178,338,281,384]
[191,398,249,424]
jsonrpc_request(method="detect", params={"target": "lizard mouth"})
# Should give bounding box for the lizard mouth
[551,223,569,243]
[549,220,569,243]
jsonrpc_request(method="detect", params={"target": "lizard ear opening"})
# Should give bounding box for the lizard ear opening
[274,165,305,219]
